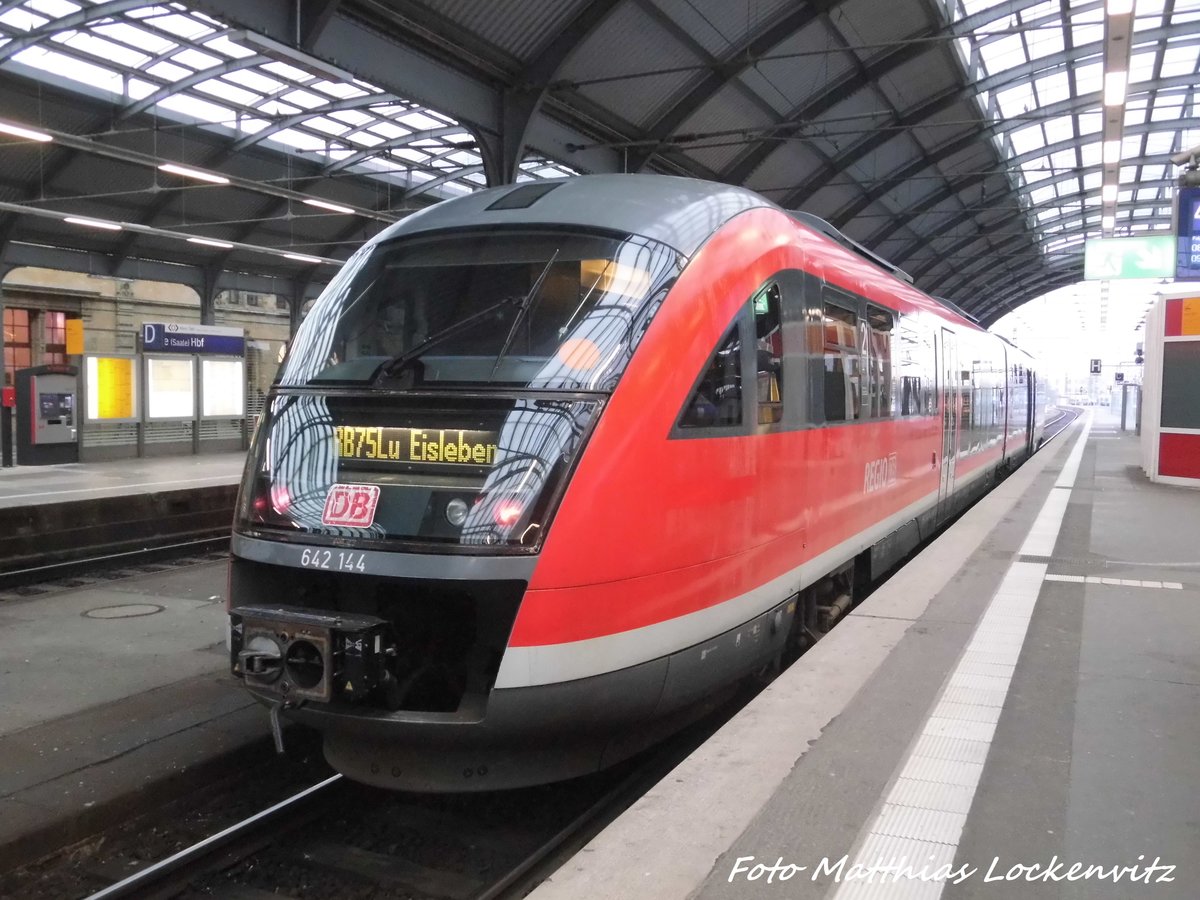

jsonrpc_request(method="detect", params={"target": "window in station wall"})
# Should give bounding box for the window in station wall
[44,311,67,366]
[3,308,32,384]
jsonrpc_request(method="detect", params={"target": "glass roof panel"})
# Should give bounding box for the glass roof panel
[944,0,1193,262]
[221,69,282,94]
[10,0,1187,284]
[195,79,260,108]
[57,31,150,68]
[145,60,190,82]
[27,0,79,17]
[158,91,234,123]
[94,22,174,55]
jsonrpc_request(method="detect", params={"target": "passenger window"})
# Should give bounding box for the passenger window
[821,298,860,422]
[754,284,783,425]
[865,306,893,418]
[680,323,743,428]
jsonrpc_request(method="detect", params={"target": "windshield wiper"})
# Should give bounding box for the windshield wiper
[489,250,559,379]
[373,292,525,383]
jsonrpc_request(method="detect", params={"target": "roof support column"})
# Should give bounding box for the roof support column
[200,264,220,326]
[288,280,309,337]
[478,89,541,187]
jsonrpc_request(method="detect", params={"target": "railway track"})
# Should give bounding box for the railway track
[1041,406,1081,444]
[71,697,745,900]
[0,536,229,596]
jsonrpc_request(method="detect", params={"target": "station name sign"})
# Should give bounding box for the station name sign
[142,322,245,355]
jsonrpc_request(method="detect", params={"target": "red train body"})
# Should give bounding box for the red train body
[228,175,1046,790]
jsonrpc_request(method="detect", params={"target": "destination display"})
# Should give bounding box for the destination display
[335,425,499,466]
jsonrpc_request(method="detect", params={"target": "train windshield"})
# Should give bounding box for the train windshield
[280,229,682,390]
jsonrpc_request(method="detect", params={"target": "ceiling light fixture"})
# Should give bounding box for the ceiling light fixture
[1102,140,1122,164]
[1106,0,1134,15]
[284,252,323,263]
[1103,71,1127,106]
[159,163,231,185]
[228,30,358,84]
[64,216,122,231]
[303,198,355,214]
[1102,184,1118,201]
[0,121,53,142]
[188,237,235,249]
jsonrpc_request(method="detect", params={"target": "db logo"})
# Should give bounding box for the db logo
[321,484,381,528]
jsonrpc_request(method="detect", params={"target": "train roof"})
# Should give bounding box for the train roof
[373,174,771,257]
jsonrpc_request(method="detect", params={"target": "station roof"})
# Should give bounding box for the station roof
[0,0,1195,323]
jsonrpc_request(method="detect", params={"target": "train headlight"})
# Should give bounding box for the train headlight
[445,498,469,527]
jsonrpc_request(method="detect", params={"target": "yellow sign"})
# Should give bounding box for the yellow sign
[65,319,84,355]
[1181,298,1200,336]
[335,425,498,466]
[92,357,134,419]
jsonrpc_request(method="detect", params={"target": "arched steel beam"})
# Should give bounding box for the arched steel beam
[475,0,625,186]
[405,165,484,199]
[758,21,1185,210]
[935,209,1174,302]
[809,45,1197,232]
[626,0,861,173]
[952,242,1083,302]
[118,56,268,121]
[862,119,1186,257]
[977,266,1083,326]
[322,126,466,175]
[0,0,151,64]
[231,95,399,152]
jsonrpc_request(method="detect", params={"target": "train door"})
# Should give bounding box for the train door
[938,328,960,516]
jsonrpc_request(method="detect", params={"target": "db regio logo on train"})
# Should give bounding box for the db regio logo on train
[863,452,899,494]
[321,484,381,527]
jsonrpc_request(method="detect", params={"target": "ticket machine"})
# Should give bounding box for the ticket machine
[15,365,80,465]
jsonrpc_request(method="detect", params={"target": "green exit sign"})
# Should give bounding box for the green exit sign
[1084,235,1176,280]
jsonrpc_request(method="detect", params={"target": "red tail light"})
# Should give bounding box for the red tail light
[494,501,524,527]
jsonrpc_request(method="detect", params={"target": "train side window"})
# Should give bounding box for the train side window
[865,306,893,418]
[679,323,743,428]
[820,298,860,422]
[754,284,783,425]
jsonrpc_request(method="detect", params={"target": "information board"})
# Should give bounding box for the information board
[1178,186,1200,281]
[201,358,245,417]
[1083,235,1176,280]
[85,355,137,421]
[145,356,195,419]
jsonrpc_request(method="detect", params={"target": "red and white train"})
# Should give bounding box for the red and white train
[228,174,1046,790]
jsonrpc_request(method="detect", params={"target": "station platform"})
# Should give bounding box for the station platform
[533,410,1199,900]
[0,452,245,509]
[0,453,245,574]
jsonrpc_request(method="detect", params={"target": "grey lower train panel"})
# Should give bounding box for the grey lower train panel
[249,595,795,791]
[231,531,538,581]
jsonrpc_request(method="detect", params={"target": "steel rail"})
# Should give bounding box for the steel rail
[82,774,344,900]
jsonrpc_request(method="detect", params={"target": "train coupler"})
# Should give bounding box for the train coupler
[229,605,392,704]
